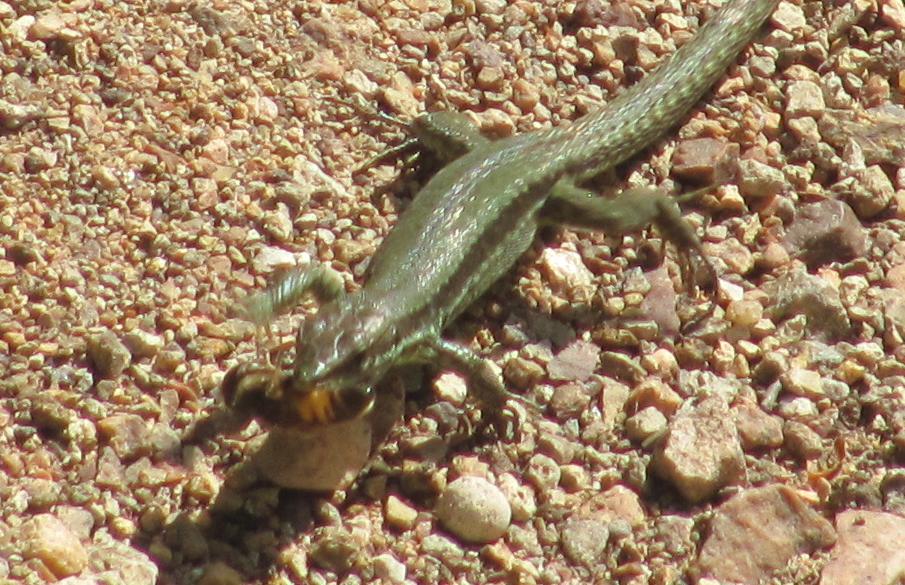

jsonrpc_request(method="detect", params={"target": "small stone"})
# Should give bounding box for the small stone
[652,395,745,503]
[435,476,511,544]
[539,248,594,297]
[86,330,132,378]
[309,528,359,573]
[734,398,784,450]
[560,464,590,492]
[561,518,610,567]
[765,270,851,340]
[19,514,88,578]
[9,15,35,41]
[738,158,785,200]
[785,80,826,119]
[93,165,120,190]
[778,397,819,420]
[783,421,823,461]
[625,406,668,443]
[190,5,234,36]
[497,473,537,522]
[255,419,374,491]
[849,164,896,218]
[590,485,646,527]
[549,382,592,419]
[198,561,244,585]
[625,378,683,417]
[711,238,755,276]
[658,515,695,556]
[29,12,68,40]
[726,299,764,328]
[503,356,545,390]
[548,340,599,382]
[525,453,561,492]
[771,1,807,32]
[252,247,298,273]
[781,368,825,400]
[261,207,294,243]
[122,329,164,359]
[97,414,151,461]
[783,199,866,268]
[419,534,467,568]
[433,371,467,404]
[537,433,576,464]
[372,553,406,584]
[672,138,740,184]
[385,495,418,531]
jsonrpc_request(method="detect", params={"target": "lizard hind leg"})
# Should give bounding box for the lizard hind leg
[542,179,721,298]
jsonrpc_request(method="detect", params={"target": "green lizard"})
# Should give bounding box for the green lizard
[222,0,780,431]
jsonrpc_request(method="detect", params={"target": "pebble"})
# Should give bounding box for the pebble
[549,382,591,419]
[198,561,244,585]
[525,453,561,492]
[652,395,745,503]
[251,246,298,273]
[385,495,418,531]
[97,414,151,461]
[781,367,825,400]
[122,329,164,359]
[86,330,132,378]
[734,398,784,450]
[19,514,88,578]
[497,473,537,522]
[547,340,599,382]
[561,517,610,567]
[783,421,824,460]
[433,371,467,404]
[435,476,511,544]
[782,200,866,268]
[625,406,668,443]
[372,553,407,584]
[539,248,594,296]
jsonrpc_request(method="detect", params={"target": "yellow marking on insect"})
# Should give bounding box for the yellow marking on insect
[295,388,336,424]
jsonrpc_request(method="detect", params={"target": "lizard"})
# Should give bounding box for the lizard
[221,0,780,432]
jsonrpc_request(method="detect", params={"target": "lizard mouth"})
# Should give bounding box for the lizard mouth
[290,385,376,426]
[221,361,375,427]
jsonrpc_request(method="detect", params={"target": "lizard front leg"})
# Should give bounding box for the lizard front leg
[355,108,491,173]
[418,337,536,437]
[241,263,346,326]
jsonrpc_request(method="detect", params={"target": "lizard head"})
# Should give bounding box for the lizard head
[221,361,376,428]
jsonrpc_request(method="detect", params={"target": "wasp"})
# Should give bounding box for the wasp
[222,265,379,429]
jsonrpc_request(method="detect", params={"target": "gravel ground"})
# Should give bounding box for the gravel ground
[2,1,905,584]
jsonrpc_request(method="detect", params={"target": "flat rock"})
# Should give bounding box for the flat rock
[695,485,836,584]
[652,394,745,503]
[820,510,905,585]
[254,419,373,491]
